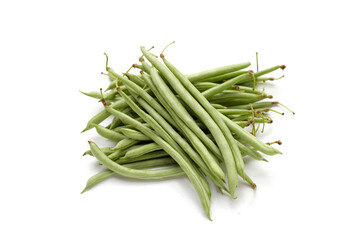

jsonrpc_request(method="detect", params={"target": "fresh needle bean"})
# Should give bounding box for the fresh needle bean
[122,142,162,159]
[104,104,212,219]
[81,157,179,193]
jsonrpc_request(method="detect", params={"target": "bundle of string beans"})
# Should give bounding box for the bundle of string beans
[81,43,293,220]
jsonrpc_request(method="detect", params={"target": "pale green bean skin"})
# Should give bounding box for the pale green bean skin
[149,52,240,196]
[187,62,251,82]
[149,67,222,160]
[116,74,176,126]
[120,128,152,141]
[220,113,281,155]
[217,109,259,115]
[210,103,228,109]
[89,142,184,180]
[83,147,114,156]
[229,102,276,110]
[80,89,118,100]
[140,73,227,191]
[104,105,211,219]
[125,73,146,88]
[111,138,139,151]
[130,83,226,186]
[118,150,169,163]
[190,70,248,83]
[236,141,267,161]
[81,157,179,193]
[123,142,162,159]
[202,66,282,99]
[117,89,212,199]
[92,124,125,142]
[81,96,134,133]
[161,60,253,185]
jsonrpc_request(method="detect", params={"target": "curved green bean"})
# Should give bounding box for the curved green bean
[187,62,251,82]
[89,142,184,180]
[81,157,179,193]
[92,124,125,142]
[122,142,162,159]
[120,128,152,141]
[104,104,211,219]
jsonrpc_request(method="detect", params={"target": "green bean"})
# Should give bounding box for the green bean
[236,141,267,161]
[133,63,145,72]
[229,114,253,121]
[89,142,184,180]
[83,147,114,157]
[217,109,263,115]
[118,150,169,163]
[108,107,132,129]
[125,73,146,87]
[229,101,278,110]
[81,157,179,193]
[111,138,139,151]
[130,86,226,186]
[202,66,283,99]
[209,92,265,104]
[148,66,222,160]
[116,89,212,199]
[234,121,251,127]
[220,113,281,155]
[119,128,152,141]
[139,57,152,74]
[140,73,227,190]
[115,74,176,127]
[91,124,125,142]
[210,103,228,109]
[152,52,241,196]
[190,70,248,83]
[113,123,151,132]
[80,89,118,100]
[104,105,211,219]
[186,62,251,82]
[81,96,135,133]
[122,142,162,159]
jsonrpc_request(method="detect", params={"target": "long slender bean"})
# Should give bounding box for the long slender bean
[81,157,179,193]
[104,104,211,219]
[149,66,222,160]
[187,62,251,82]
[120,128,152,141]
[89,141,184,180]
[131,86,226,184]
[92,124,125,142]
[118,150,169,163]
[123,142,162,159]
[220,113,281,155]
[190,70,248,83]
[111,138,139,151]
[202,66,283,99]
[116,89,212,199]
[147,50,240,195]
[140,73,228,191]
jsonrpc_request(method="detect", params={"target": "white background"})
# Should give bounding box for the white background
[1,0,359,239]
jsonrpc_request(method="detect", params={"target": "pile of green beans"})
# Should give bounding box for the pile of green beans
[81,44,292,220]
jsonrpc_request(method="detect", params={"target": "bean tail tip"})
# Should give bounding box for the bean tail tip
[80,187,87,194]
[251,183,257,189]
[280,65,286,70]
